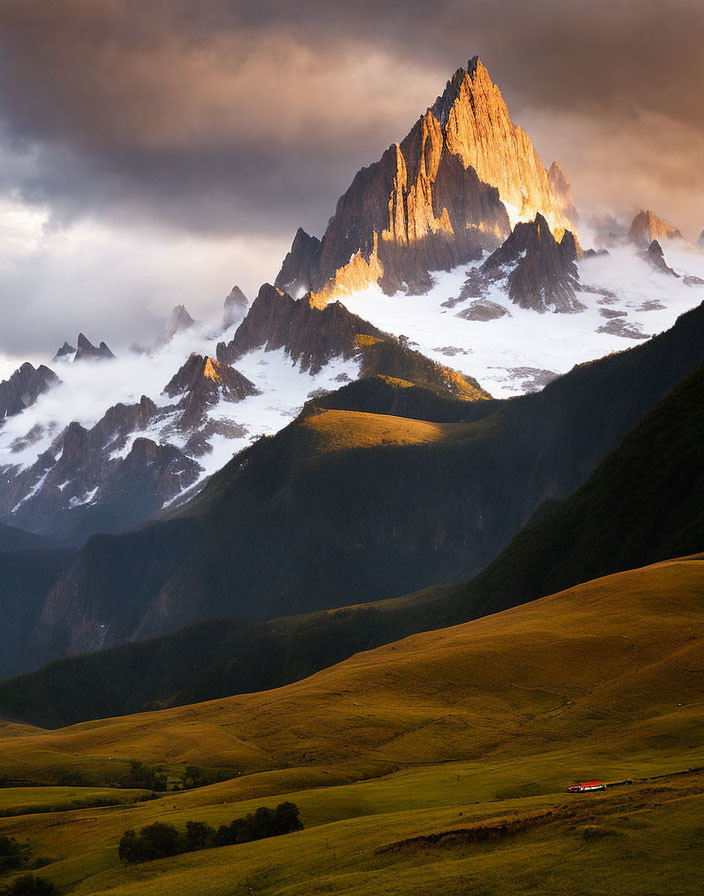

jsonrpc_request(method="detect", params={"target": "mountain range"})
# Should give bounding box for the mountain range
[0,50,703,896]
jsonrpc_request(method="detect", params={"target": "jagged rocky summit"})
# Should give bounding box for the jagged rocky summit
[52,342,76,363]
[0,363,59,420]
[275,56,578,302]
[697,229,704,250]
[151,305,196,353]
[0,353,259,538]
[628,210,687,250]
[641,240,679,278]
[74,333,115,362]
[223,285,249,330]
[455,214,582,314]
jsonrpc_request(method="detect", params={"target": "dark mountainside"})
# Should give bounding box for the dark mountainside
[0,547,75,680]
[7,350,704,728]
[275,57,576,300]
[0,522,56,553]
[5,300,703,678]
[73,333,115,362]
[0,362,59,419]
[459,214,582,313]
[216,282,489,398]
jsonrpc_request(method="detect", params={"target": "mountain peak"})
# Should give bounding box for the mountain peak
[628,210,687,249]
[151,304,196,352]
[222,285,249,329]
[276,55,578,303]
[0,362,59,419]
[52,341,76,363]
[74,334,115,362]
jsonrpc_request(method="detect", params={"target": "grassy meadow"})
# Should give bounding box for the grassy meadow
[0,556,702,894]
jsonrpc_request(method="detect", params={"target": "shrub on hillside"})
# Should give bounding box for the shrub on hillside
[0,837,31,873]
[119,802,303,864]
[2,875,57,896]
[127,760,167,792]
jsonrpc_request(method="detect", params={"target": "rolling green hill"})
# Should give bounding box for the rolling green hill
[14,302,704,677]
[4,353,704,727]
[0,556,703,895]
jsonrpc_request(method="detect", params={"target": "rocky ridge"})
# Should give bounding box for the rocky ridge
[0,363,59,420]
[74,333,115,362]
[0,353,258,538]
[276,56,577,302]
[455,214,582,313]
[628,210,688,250]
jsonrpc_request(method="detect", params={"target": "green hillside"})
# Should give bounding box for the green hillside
[14,302,704,677]
[0,556,702,895]
[5,353,704,728]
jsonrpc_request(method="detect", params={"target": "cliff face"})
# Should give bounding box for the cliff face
[461,215,582,313]
[628,210,687,249]
[275,56,578,302]
[217,283,488,398]
[0,363,59,420]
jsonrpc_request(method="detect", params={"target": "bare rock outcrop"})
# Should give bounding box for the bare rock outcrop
[640,240,680,278]
[461,214,582,313]
[0,362,59,420]
[276,56,578,302]
[222,285,249,329]
[217,283,385,374]
[52,342,76,363]
[628,210,688,250]
[74,333,115,362]
[164,354,258,428]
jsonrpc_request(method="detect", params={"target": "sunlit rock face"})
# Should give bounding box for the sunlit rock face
[628,210,688,250]
[276,56,578,301]
[217,283,385,374]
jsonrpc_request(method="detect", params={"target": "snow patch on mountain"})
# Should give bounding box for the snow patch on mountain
[341,245,704,397]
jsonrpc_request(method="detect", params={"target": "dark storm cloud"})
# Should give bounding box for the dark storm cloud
[0,0,702,238]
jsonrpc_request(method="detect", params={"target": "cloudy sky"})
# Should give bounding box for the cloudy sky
[1,0,702,367]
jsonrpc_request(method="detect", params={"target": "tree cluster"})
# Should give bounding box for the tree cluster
[118,802,302,864]
[1,876,56,896]
[0,838,31,874]
[127,760,167,792]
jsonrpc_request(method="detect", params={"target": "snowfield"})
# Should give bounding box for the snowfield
[341,245,704,397]
[1,242,702,521]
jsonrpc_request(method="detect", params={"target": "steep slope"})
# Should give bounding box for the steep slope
[628,209,688,249]
[0,362,58,419]
[0,521,55,553]
[1,557,703,779]
[216,283,488,399]
[10,302,704,675]
[460,214,582,313]
[73,333,115,362]
[0,547,74,680]
[0,558,703,896]
[276,56,576,299]
[8,349,704,724]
